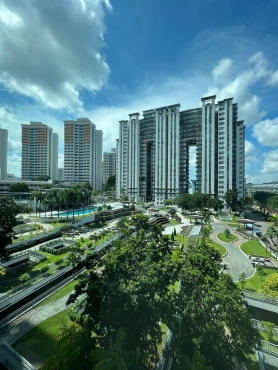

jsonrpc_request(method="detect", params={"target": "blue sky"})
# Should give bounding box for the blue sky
[0,0,278,183]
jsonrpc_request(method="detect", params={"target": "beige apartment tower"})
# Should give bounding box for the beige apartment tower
[64,118,102,190]
[21,122,58,181]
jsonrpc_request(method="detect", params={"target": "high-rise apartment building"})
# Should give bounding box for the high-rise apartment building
[21,122,58,181]
[102,148,116,185]
[57,168,64,181]
[64,118,102,189]
[0,128,8,180]
[116,95,245,204]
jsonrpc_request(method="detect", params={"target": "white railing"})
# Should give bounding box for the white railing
[260,340,278,355]
[252,319,278,335]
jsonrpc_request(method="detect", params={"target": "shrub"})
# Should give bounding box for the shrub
[54,258,64,266]
[260,273,278,297]
[224,229,231,238]
[41,265,49,273]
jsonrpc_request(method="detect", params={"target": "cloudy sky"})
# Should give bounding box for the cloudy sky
[0,0,278,183]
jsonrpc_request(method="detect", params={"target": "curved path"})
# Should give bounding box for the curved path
[210,221,255,281]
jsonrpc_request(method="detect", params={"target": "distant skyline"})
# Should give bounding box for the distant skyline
[0,0,278,183]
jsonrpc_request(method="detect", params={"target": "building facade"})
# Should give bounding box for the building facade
[0,128,8,180]
[116,96,245,204]
[57,168,64,181]
[21,122,58,181]
[64,118,102,189]
[102,148,116,185]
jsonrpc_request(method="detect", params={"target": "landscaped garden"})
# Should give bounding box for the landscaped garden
[239,267,274,292]
[13,308,72,364]
[201,237,227,256]
[240,239,272,258]
[217,232,238,243]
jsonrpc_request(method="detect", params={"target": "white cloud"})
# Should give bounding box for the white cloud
[207,52,271,126]
[0,106,14,122]
[8,138,21,152]
[212,58,233,82]
[268,70,278,86]
[252,118,278,147]
[261,149,278,174]
[58,153,64,168]
[0,0,111,111]
[245,140,257,161]
[7,153,21,177]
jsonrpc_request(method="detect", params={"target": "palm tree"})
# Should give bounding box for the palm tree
[36,189,45,218]
[61,188,70,222]
[30,191,38,216]
[49,189,56,218]
[42,194,49,218]
[55,190,62,219]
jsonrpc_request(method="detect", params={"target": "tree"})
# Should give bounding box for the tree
[260,273,278,297]
[173,350,213,370]
[168,243,261,370]
[41,323,97,370]
[90,328,143,370]
[174,227,177,236]
[239,272,247,289]
[253,191,273,214]
[0,197,20,259]
[107,175,116,190]
[224,188,239,212]
[267,196,278,214]
[257,265,266,278]
[8,182,30,192]
[171,231,175,241]
[67,249,82,269]
[261,321,275,343]
[224,228,231,238]
[67,214,180,369]
[66,215,259,370]
[19,272,31,286]
[175,193,192,212]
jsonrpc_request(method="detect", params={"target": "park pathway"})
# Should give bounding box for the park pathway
[0,294,71,346]
[210,221,255,281]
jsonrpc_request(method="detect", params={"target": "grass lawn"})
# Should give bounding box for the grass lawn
[169,219,179,225]
[165,234,187,248]
[36,275,85,308]
[13,309,71,362]
[240,240,272,258]
[202,238,227,256]
[157,323,168,355]
[217,233,238,242]
[259,330,278,345]
[240,268,275,292]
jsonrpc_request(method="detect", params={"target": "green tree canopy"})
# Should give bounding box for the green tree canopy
[8,182,30,192]
[253,191,274,213]
[65,214,259,370]
[267,196,278,214]
[30,175,50,181]
[0,196,20,259]
[260,273,278,297]
[224,188,239,212]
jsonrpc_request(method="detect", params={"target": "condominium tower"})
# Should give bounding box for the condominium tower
[0,128,8,180]
[102,148,116,185]
[64,118,103,190]
[21,122,58,181]
[116,95,245,204]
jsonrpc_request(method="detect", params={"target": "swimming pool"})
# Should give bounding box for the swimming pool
[58,204,119,217]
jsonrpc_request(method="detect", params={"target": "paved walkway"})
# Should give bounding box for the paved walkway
[0,294,71,346]
[211,221,255,281]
